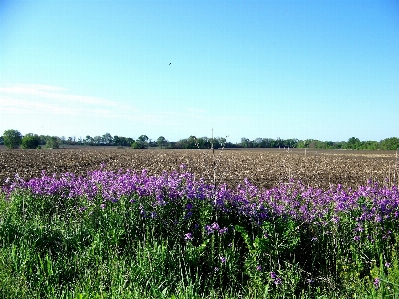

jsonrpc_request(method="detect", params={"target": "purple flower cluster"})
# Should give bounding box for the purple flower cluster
[204,222,228,235]
[2,169,399,233]
[270,271,282,285]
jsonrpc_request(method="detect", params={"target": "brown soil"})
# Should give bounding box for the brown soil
[1,147,398,190]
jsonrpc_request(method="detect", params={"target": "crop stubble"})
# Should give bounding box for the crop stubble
[0,148,398,190]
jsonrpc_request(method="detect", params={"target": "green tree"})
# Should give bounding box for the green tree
[157,136,167,149]
[132,135,149,149]
[21,133,40,149]
[46,136,60,149]
[346,137,361,149]
[137,135,149,143]
[3,129,22,149]
[102,132,113,145]
[240,137,251,148]
[380,137,399,150]
[131,141,146,149]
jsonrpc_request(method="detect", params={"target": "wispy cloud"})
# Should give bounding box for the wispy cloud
[0,83,216,136]
[0,83,153,122]
[0,84,125,110]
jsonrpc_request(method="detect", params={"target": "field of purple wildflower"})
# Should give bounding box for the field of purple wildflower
[0,149,399,298]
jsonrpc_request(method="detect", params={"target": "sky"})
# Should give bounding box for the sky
[1,0,398,144]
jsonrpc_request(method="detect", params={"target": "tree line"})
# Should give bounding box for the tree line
[1,129,399,150]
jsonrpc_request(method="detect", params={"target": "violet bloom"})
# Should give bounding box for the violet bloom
[256,265,262,272]
[204,225,213,235]
[374,278,380,289]
[100,204,106,209]
[184,233,193,241]
[274,277,282,285]
[220,256,226,263]
[211,222,220,231]
[219,227,228,234]
[270,272,282,285]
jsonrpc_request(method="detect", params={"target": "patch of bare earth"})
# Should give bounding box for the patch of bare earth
[0,148,398,190]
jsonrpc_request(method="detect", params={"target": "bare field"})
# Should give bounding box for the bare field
[0,147,398,190]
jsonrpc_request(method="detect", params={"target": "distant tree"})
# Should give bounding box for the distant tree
[3,129,22,149]
[126,137,134,146]
[254,138,263,148]
[39,135,49,145]
[85,135,93,145]
[347,137,361,150]
[46,136,60,149]
[197,137,211,149]
[21,133,41,149]
[119,137,129,146]
[380,137,399,150]
[157,136,167,149]
[187,136,197,148]
[93,136,103,145]
[137,135,149,143]
[360,140,379,150]
[131,141,146,149]
[133,135,149,149]
[113,135,121,146]
[102,132,113,145]
[240,137,250,148]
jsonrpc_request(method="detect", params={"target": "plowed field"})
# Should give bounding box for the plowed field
[1,147,398,190]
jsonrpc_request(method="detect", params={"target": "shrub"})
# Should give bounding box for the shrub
[21,134,41,149]
[45,137,60,149]
[3,129,22,149]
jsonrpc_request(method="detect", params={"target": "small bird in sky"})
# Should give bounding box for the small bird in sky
[169,63,171,65]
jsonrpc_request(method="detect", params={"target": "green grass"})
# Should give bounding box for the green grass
[1,180,399,298]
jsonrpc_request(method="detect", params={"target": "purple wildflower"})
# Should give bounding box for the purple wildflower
[270,272,282,285]
[219,227,228,234]
[211,222,220,231]
[184,232,193,241]
[374,277,380,289]
[220,256,226,263]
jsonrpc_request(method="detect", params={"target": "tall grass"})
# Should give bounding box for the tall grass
[1,164,399,298]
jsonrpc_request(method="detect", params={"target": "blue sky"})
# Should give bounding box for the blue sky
[1,0,398,143]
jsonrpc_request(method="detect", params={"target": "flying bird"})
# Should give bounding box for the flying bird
[169,63,171,65]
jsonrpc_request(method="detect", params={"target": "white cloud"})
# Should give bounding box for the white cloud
[0,83,147,120]
[0,83,225,139]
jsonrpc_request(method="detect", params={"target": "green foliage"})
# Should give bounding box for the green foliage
[3,129,22,149]
[380,137,399,150]
[131,135,149,149]
[46,136,60,149]
[2,187,398,298]
[21,133,41,149]
[157,136,167,148]
[131,141,146,149]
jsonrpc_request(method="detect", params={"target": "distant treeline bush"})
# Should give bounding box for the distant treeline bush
[2,130,399,150]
